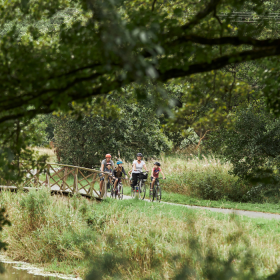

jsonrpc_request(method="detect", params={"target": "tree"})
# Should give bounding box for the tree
[2,0,280,179]
[207,102,280,198]
[53,93,171,167]
[2,0,280,124]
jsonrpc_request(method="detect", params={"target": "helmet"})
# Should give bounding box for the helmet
[117,161,123,165]
[105,154,111,158]
[154,162,161,166]
[137,153,143,157]
[106,162,112,166]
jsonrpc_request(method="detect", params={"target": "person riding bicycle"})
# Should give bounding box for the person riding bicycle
[132,153,148,189]
[113,161,128,191]
[150,162,166,191]
[99,154,114,194]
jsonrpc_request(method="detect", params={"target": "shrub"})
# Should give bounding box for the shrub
[207,104,280,198]
[19,188,51,229]
[155,155,251,202]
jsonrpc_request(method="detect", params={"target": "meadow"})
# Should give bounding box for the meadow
[33,147,280,214]
[1,188,280,279]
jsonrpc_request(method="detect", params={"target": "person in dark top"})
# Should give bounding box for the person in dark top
[113,161,127,191]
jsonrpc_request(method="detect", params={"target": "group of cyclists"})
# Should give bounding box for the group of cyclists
[99,153,166,195]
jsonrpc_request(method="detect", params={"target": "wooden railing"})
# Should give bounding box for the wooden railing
[1,163,112,199]
[45,163,111,198]
[2,162,131,199]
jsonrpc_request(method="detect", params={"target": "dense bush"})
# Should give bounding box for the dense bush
[207,103,280,200]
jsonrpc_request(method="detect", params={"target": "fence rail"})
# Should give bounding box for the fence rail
[46,163,112,198]
[1,163,114,199]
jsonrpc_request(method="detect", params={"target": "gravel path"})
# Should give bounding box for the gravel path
[120,193,280,220]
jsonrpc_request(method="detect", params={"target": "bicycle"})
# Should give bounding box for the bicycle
[131,171,148,200]
[111,178,124,199]
[149,177,163,202]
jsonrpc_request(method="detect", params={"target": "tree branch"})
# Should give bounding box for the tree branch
[158,46,280,81]
[182,0,221,30]
[0,72,104,112]
[151,0,157,12]
[169,34,280,47]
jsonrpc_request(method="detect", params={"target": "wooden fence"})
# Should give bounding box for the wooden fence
[45,163,111,198]
[1,163,112,199]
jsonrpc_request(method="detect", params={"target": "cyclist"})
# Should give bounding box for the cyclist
[150,162,166,191]
[112,161,128,192]
[131,153,148,189]
[99,154,114,193]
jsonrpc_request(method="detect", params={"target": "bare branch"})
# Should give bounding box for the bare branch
[196,130,210,150]
[213,7,222,26]
[151,0,157,12]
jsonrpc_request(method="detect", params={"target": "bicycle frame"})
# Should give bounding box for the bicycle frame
[132,171,148,199]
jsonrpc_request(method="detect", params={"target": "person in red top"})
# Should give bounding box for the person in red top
[151,162,166,190]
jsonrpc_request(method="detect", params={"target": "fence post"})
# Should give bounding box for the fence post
[90,173,97,197]
[74,168,78,194]
[37,165,41,187]
[103,173,108,198]
[46,164,50,188]
[62,167,68,191]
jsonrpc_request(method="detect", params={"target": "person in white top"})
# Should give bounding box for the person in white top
[131,153,148,189]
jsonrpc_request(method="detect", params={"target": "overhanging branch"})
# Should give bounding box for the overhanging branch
[159,46,280,81]
[170,34,280,47]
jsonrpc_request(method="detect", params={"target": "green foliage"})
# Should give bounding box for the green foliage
[165,71,254,136]
[208,103,280,201]
[1,0,280,182]
[53,94,171,167]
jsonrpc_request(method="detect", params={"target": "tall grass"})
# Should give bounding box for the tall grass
[123,154,251,202]
[1,189,280,279]
[32,147,251,202]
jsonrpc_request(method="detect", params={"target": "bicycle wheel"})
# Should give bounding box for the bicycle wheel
[156,185,161,202]
[138,181,144,199]
[141,181,146,200]
[118,183,123,200]
[149,183,153,202]
[110,184,115,198]
[131,185,135,198]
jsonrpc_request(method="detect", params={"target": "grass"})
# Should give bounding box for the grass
[1,188,280,279]
[31,147,280,214]
[122,186,280,214]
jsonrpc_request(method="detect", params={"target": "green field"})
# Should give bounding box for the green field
[32,152,280,215]
[1,188,280,279]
